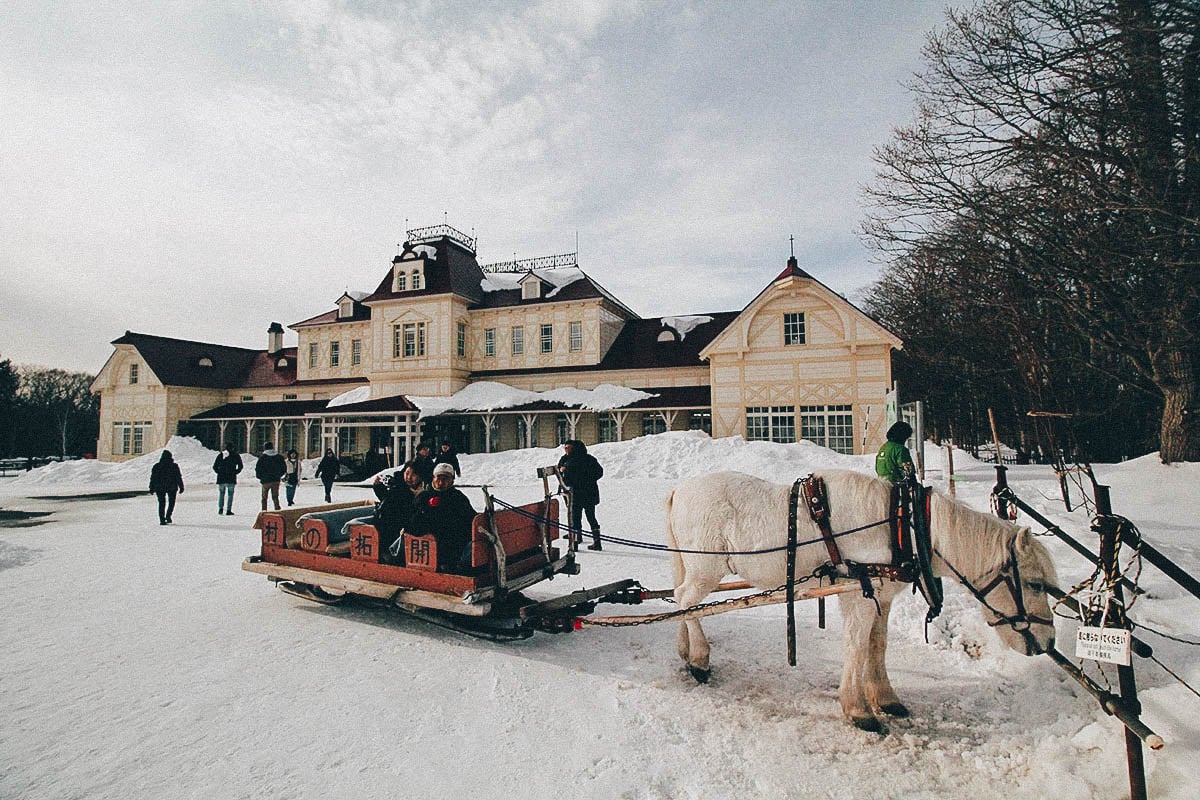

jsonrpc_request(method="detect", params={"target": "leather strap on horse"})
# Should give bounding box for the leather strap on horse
[786,478,802,667]
[802,476,842,566]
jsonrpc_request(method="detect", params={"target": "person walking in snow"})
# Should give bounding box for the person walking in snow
[212,444,242,515]
[149,449,185,525]
[315,448,340,503]
[557,439,604,551]
[875,421,916,484]
[434,440,461,477]
[283,449,302,506]
[255,442,287,511]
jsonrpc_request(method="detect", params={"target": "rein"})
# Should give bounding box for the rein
[933,541,1053,652]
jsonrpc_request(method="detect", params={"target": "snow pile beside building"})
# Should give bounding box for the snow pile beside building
[7,436,234,489]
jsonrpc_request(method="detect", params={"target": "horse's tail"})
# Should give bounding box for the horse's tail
[665,488,685,589]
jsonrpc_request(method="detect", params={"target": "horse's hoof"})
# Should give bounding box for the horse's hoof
[687,665,711,684]
[880,702,910,718]
[851,715,883,733]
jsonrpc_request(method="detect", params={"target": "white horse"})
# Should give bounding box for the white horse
[665,470,1057,731]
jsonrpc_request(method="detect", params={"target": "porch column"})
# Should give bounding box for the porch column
[302,419,313,459]
[244,419,255,452]
[390,416,402,467]
[566,411,581,440]
[272,418,283,448]
[660,410,678,430]
[612,411,629,442]
[521,413,538,449]
[483,413,495,453]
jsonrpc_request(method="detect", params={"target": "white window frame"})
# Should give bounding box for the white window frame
[540,324,553,354]
[129,363,139,384]
[801,405,855,454]
[351,339,362,366]
[597,413,618,443]
[511,326,524,356]
[395,273,407,292]
[309,343,319,368]
[569,321,583,352]
[329,340,340,367]
[457,323,466,358]
[745,406,796,443]
[401,322,426,358]
[484,328,496,358]
[783,312,806,346]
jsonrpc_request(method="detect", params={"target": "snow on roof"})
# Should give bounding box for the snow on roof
[327,386,371,408]
[345,291,370,301]
[480,267,586,297]
[408,380,656,419]
[661,315,714,341]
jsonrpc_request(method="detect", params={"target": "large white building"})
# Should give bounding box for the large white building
[91,225,901,466]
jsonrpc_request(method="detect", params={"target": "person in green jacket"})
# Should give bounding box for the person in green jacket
[876,421,915,483]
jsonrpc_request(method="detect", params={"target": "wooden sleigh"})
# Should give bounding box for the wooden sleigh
[242,468,642,638]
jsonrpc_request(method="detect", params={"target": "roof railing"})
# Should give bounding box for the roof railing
[480,253,578,273]
[406,224,477,252]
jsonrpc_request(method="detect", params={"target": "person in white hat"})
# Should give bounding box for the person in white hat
[405,461,477,572]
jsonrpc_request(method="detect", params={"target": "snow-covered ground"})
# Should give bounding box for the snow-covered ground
[1,433,1197,799]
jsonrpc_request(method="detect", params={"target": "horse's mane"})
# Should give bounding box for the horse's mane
[929,490,1056,586]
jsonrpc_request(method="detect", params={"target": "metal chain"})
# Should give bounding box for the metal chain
[578,570,824,628]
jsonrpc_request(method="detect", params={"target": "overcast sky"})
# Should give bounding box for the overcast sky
[1,0,948,373]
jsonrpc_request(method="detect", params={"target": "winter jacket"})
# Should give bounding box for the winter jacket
[149,457,185,494]
[284,457,302,486]
[315,455,340,483]
[407,486,477,571]
[212,451,243,484]
[255,449,287,484]
[372,473,426,554]
[875,441,915,483]
[557,440,604,506]
[433,448,461,477]
[410,454,436,485]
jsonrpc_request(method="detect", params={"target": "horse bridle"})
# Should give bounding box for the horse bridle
[934,541,1054,651]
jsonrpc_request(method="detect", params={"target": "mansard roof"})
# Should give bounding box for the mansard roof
[361,235,486,305]
[472,267,636,317]
[110,331,273,389]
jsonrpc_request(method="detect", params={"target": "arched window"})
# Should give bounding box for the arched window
[197,357,214,368]
[411,270,421,290]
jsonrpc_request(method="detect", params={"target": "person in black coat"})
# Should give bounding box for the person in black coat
[149,449,185,525]
[255,443,287,511]
[410,441,436,485]
[212,445,243,515]
[434,441,461,477]
[372,460,427,564]
[557,439,604,550]
[314,448,340,503]
[406,462,477,572]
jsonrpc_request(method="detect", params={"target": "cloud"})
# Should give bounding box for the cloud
[0,0,945,371]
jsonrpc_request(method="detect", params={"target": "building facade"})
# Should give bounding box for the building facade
[91,225,901,464]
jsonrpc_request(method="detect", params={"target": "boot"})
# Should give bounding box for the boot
[587,526,602,551]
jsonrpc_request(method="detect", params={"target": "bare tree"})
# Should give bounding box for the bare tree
[18,367,99,458]
[864,0,1199,462]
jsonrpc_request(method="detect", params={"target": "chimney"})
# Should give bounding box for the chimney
[267,322,284,353]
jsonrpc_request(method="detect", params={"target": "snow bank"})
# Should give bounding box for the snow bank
[6,436,238,490]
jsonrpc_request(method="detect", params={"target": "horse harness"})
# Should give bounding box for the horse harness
[789,475,944,623]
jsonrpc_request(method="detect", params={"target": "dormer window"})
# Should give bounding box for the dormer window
[338,298,354,318]
[520,273,542,300]
[275,357,288,369]
[197,357,214,368]
[394,257,423,292]
[657,330,676,343]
